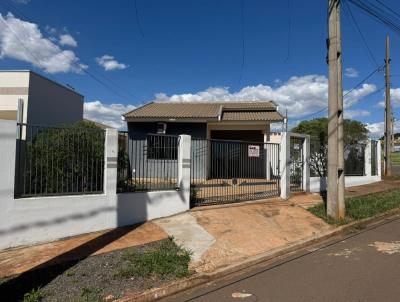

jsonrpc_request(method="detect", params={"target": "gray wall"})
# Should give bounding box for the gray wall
[27,72,84,126]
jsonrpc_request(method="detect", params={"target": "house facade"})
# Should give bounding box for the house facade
[0,70,83,125]
[123,101,285,141]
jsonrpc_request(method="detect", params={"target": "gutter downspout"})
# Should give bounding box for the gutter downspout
[217,105,223,122]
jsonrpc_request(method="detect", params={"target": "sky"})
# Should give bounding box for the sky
[1,0,400,137]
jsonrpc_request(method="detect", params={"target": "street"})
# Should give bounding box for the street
[162,216,400,302]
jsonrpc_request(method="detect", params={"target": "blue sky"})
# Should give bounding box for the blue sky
[0,0,400,135]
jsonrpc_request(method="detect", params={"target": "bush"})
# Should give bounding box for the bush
[19,121,105,195]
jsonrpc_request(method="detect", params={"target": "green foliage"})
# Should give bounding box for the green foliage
[392,152,400,165]
[21,288,45,302]
[116,237,192,279]
[292,118,369,177]
[308,189,400,225]
[22,121,105,195]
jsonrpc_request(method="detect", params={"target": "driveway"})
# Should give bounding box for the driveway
[154,198,332,272]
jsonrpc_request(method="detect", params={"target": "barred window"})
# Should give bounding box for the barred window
[147,135,178,160]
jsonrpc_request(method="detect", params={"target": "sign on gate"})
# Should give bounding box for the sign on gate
[248,145,260,157]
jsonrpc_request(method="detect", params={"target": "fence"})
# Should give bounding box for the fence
[190,138,280,206]
[14,123,105,198]
[309,137,367,177]
[117,133,180,192]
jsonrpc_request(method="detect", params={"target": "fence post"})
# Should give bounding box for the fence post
[365,139,372,177]
[266,145,271,181]
[280,132,291,199]
[303,134,311,192]
[178,135,191,209]
[105,128,118,195]
[377,140,382,179]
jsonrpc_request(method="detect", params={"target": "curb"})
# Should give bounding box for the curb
[116,208,400,302]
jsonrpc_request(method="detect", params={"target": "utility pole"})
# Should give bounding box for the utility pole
[385,35,392,176]
[336,1,345,218]
[327,0,340,219]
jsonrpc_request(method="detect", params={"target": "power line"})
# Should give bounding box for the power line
[238,0,245,86]
[342,0,379,67]
[134,0,144,38]
[0,2,139,102]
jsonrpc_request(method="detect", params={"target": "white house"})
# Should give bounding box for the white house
[0,70,83,125]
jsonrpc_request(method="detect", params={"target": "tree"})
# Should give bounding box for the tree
[292,118,369,177]
[18,121,105,196]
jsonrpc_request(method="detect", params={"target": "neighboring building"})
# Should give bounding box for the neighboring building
[0,70,83,125]
[83,118,114,129]
[394,139,400,152]
[123,101,284,142]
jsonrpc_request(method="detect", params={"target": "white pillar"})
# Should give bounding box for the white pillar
[377,140,382,179]
[303,135,311,192]
[104,128,118,195]
[178,135,191,210]
[280,132,291,200]
[365,139,372,177]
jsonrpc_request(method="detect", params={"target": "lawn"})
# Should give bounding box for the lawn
[392,152,400,165]
[308,189,400,225]
[1,237,192,302]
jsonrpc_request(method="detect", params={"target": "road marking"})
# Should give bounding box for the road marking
[369,241,400,255]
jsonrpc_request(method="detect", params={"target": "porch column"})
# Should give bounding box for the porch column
[178,135,191,210]
[303,134,311,192]
[104,128,118,195]
[280,132,291,200]
[264,131,271,181]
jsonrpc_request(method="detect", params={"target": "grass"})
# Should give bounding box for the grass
[22,288,45,302]
[76,287,104,302]
[116,237,192,279]
[308,189,400,225]
[392,152,400,165]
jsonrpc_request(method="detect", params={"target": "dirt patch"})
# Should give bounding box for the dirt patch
[0,239,190,302]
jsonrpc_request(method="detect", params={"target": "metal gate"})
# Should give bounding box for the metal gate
[190,139,280,207]
[290,136,304,192]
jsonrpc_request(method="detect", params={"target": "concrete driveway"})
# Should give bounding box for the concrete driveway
[154,197,333,272]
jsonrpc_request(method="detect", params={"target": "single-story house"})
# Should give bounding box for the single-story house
[123,100,285,141]
[122,101,284,182]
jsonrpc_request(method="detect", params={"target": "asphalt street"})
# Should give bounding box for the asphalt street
[161,215,400,302]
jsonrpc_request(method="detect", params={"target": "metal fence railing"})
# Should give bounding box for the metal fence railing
[117,133,180,192]
[15,123,105,198]
[190,138,280,207]
[309,137,367,177]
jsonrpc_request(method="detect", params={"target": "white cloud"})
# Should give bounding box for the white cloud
[155,75,377,119]
[84,101,135,129]
[366,120,400,138]
[96,55,128,71]
[344,109,370,119]
[345,67,359,78]
[0,13,85,73]
[390,88,400,107]
[59,34,77,47]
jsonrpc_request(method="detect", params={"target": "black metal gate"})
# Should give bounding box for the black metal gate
[290,136,304,192]
[191,139,280,207]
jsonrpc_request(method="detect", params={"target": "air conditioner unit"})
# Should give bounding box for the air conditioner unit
[157,122,167,134]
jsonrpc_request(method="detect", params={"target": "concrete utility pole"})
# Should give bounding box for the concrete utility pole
[336,2,345,218]
[327,0,343,219]
[385,35,392,176]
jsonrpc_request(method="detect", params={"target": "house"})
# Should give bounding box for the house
[123,101,284,183]
[123,101,285,142]
[0,70,83,125]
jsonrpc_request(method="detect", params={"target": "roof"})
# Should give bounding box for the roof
[83,118,115,129]
[124,101,284,122]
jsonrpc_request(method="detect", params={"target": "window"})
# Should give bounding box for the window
[147,135,178,160]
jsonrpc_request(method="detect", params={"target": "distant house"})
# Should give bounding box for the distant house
[0,70,83,125]
[123,101,284,142]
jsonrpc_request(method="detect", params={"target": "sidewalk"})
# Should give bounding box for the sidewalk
[1,179,398,280]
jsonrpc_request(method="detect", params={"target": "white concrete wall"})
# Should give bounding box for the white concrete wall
[310,175,382,193]
[0,120,190,250]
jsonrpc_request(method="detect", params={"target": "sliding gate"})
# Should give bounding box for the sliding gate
[191,139,280,207]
